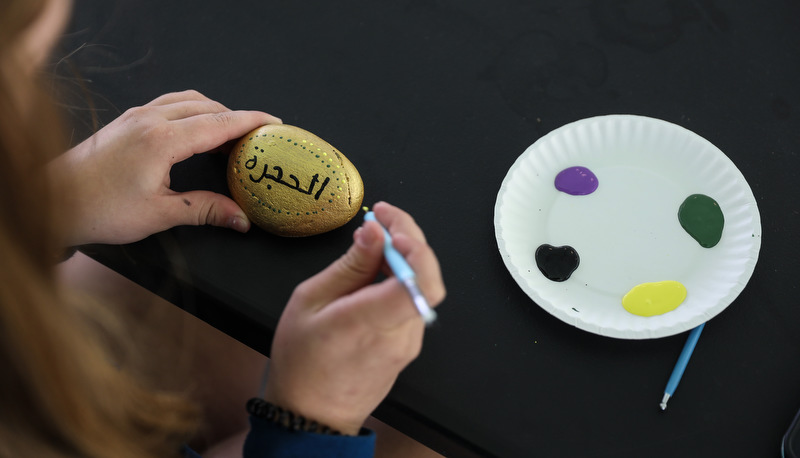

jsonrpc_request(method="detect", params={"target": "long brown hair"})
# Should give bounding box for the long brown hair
[0,1,200,456]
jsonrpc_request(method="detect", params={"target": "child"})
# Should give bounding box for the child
[0,1,445,456]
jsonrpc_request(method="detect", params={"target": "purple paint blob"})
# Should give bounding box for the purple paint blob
[554,166,598,195]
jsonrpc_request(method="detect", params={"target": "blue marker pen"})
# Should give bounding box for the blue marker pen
[364,209,437,325]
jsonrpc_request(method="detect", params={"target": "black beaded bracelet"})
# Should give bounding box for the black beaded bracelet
[246,398,342,436]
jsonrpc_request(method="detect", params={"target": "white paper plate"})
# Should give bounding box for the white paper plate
[494,115,761,339]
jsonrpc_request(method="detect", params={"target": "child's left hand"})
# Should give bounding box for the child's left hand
[50,90,281,246]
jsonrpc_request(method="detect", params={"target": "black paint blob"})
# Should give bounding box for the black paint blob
[535,244,580,282]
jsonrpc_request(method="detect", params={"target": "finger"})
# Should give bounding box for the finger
[326,261,432,331]
[391,232,447,307]
[208,113,283,154]
[369,202,444,306]
[294,220,385,308]
[337,278,426,331]
[372,201,426,244]
[161,190,251,233]
[330,224,445,329]
[156,99,231,121]
[155,99,282,124]
[168,110,282,163]
[146,90,281,124]
[145,89,214,107]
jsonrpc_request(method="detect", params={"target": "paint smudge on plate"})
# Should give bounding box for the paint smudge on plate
[678,194,724,248]
[554,166,598,195]
[535,244,580,282]
[622,281,687,317]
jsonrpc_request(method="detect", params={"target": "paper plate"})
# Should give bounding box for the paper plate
[494,115,761,339]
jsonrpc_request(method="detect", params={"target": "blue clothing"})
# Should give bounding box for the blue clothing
[183,415,376,457]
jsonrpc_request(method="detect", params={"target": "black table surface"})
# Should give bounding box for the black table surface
[65,1,800,457]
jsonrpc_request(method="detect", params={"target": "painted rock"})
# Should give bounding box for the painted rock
[227,124,364,237]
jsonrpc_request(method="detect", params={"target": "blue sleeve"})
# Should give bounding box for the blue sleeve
[181,445,202,458]
[242,415,376,458]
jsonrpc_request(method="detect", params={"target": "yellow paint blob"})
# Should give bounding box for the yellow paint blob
[622,281,687,317]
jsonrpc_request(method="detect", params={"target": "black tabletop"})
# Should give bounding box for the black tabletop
[65,1,800,456]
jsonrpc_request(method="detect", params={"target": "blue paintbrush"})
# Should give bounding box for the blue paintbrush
[660,323,705,410]
[363,208,437,325]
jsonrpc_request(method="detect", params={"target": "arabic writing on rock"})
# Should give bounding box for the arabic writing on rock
[245,153,330,200]
[226,124,365,237]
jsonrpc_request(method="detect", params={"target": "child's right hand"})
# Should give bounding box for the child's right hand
[264,202,446,435]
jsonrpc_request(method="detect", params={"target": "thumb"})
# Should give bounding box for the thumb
[299,221,386,307]
[166,190,251,233]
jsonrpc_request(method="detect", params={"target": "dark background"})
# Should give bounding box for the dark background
[63,1,800,456]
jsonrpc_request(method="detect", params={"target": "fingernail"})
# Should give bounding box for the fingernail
[227,215,250,233]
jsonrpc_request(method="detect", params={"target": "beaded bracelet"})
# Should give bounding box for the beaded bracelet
[246,398,342,436]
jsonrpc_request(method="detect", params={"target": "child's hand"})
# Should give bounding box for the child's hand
[265,202,446,435]
[50,90,281,246]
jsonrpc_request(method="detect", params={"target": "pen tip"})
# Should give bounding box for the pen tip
[660,393,670,411]
[362,206,369,213]
[422,308,438,325]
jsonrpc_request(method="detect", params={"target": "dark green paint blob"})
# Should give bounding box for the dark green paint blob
[678,194,724,248]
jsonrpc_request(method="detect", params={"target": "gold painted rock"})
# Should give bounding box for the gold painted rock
[227,124,364,237]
